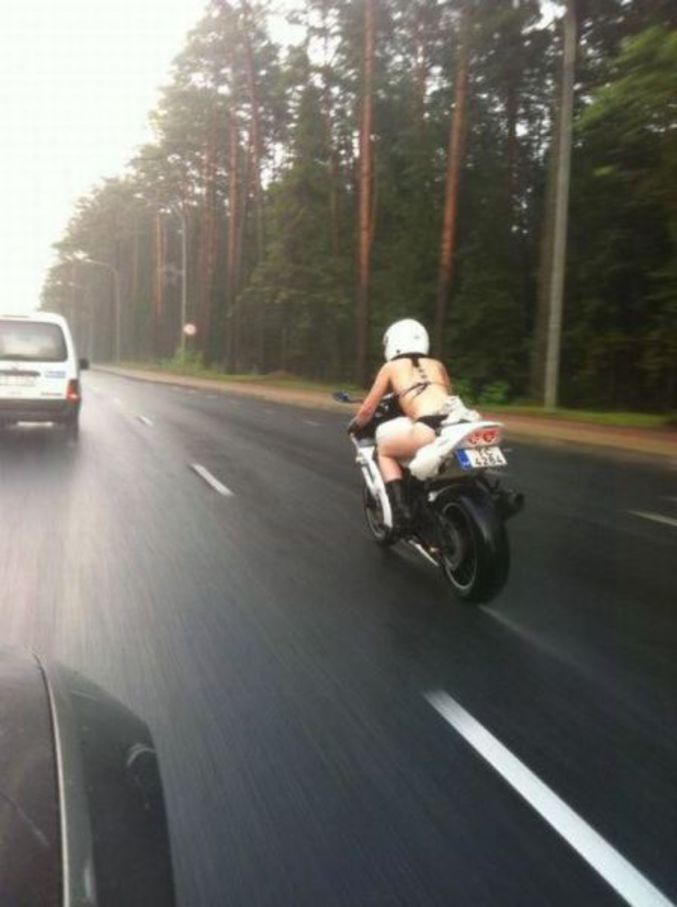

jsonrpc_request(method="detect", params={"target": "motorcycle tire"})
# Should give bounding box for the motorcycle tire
[363,486,397,547]
[437,495,509,604]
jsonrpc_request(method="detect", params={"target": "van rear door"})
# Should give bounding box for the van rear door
[0,319,70,403]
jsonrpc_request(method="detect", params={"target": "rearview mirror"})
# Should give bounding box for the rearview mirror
[0,647,175,905]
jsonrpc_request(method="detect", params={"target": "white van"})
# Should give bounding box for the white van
[0,312,88,438]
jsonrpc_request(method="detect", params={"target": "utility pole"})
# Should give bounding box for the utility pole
[544,0,576,408]
[356,0,376,387]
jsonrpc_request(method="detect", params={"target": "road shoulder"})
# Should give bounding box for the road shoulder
[92,365,677,465]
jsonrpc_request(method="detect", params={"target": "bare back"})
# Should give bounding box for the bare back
[387,357,451,420]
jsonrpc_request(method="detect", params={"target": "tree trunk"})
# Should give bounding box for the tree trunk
[413,2,432,132]
[130,228,140,358]
[152,213,166,359]
[234,133,252,370]
[226,104,241,369]
[356,0,376,387]
[320,2,341,257]
[506,83,518,223]
[240,0,264,263]
[433,3,471,358]
[197,113,219,357]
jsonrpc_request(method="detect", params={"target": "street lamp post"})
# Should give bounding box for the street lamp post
[59,276,88,352]
[176,208,188,358]
[159,206,188,357]
[77,258,121,363]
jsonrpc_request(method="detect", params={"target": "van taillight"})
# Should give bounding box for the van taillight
[66,379,80,402]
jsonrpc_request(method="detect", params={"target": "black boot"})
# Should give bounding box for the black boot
[386,479,413,533]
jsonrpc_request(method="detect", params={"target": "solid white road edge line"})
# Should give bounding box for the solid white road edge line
[425,691,673,907]
[137,416,154,427]
[629,510,677,529]
[190,463,234,497]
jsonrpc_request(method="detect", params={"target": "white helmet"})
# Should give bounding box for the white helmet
[383,319,430,361]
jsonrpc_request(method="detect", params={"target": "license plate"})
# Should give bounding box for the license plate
[0,374,35,387]
[456,446,507,469]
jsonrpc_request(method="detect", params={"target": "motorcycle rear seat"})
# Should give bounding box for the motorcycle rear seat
[408,420,504,480]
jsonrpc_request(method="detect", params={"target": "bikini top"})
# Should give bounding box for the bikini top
[393,355,447,401]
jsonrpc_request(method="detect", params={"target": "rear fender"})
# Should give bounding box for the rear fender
[435,482,505,555]
[409,421,504,480]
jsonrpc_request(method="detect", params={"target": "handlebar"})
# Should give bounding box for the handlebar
[334,389,401,439]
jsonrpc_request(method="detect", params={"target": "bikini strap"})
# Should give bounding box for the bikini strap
[393,354,432,399]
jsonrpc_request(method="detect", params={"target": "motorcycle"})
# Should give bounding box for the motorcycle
[334,391,524,604]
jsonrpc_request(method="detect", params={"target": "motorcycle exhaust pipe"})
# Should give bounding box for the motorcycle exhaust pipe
[496,489,524,520]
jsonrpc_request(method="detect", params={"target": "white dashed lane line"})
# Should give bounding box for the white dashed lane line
[303,419,321,427]
[136,415,154,427]
[190,463,234,497]
[425,691,673,907]
[629,510,677,529]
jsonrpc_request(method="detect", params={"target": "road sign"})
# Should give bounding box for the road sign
[183,322,197,337]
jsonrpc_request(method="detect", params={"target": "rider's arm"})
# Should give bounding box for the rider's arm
[355,364,391,427]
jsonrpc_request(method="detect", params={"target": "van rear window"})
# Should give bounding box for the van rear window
[0,321,67,362]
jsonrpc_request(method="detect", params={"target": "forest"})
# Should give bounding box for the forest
[42,0,677,411]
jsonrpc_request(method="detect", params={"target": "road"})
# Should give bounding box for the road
[0,370,675,906]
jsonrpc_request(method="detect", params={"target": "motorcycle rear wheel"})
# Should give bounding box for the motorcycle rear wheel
[363,486,397,546]
[437,498,509,603]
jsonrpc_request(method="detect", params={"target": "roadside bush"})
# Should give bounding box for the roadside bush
[452,376,476,402]
[478,380,511,406]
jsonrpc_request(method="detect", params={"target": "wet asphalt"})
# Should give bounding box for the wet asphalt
[0,370,675,906]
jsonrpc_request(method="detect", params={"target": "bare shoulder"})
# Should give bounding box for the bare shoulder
[386,359,406,378]
[378,361,395,383]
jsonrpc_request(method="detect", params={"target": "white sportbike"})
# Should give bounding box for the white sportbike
[336,392,524,604]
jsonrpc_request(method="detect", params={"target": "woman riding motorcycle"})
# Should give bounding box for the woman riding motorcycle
[349,319,478,530]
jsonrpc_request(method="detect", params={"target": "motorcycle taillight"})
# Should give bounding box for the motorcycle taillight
[465,427,502,447]
[481,428,501,445]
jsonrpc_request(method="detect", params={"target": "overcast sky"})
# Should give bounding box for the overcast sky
[1,1,557,317]
[1,0,209,313]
